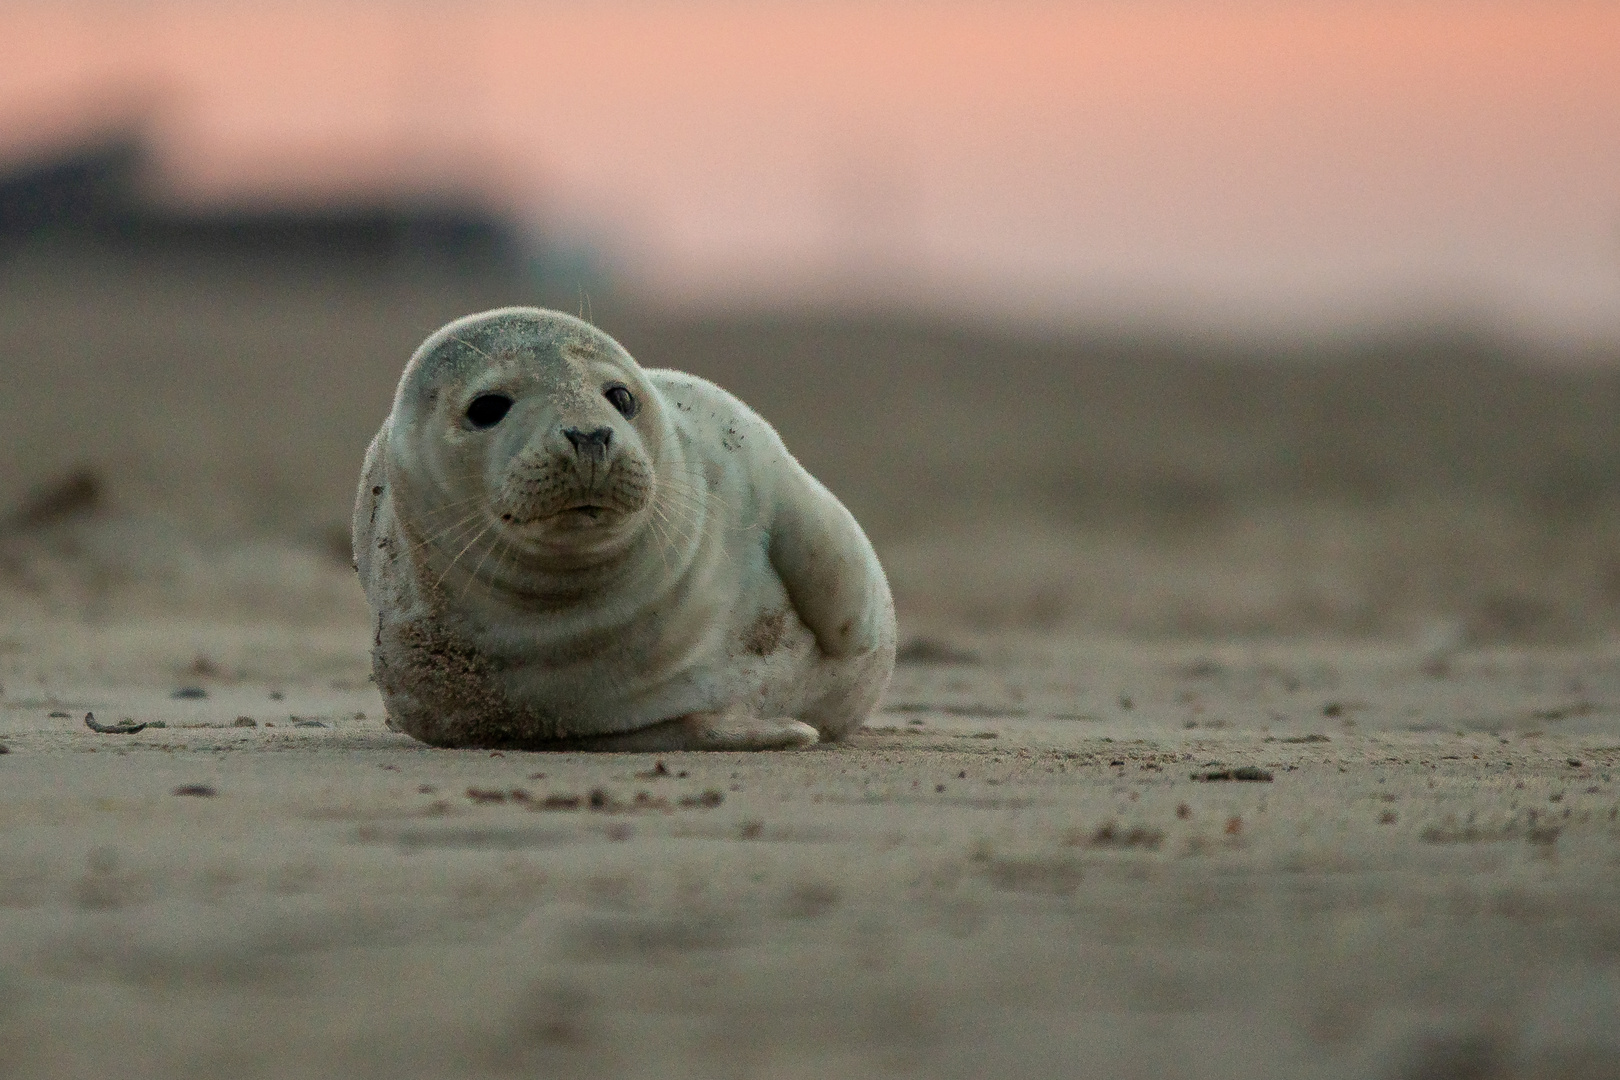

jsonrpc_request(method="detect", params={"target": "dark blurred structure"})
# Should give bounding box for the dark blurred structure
[0,129,528,270]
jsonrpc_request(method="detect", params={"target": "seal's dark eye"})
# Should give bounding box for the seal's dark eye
[605,385,637,418]
[465,394,513,429]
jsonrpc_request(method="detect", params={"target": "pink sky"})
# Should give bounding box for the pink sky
[2,1,1618,341]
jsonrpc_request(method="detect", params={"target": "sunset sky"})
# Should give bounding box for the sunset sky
[2,1,1618,342]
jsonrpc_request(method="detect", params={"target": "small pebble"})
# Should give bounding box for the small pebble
[173,784,217,797]
[233,717,257,728]
[170,687,207,700]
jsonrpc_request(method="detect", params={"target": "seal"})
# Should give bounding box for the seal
[353,307,896,750]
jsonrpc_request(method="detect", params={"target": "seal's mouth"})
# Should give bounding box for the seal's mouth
[491,457,653,537]
[497,501,626,530]
[557,503,609,523]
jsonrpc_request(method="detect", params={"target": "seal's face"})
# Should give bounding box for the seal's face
[390,308,667,570]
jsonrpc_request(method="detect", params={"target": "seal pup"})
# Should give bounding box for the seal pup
[353,307,896,750]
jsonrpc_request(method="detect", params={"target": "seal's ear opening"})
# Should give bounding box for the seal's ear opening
[466,395,514,429]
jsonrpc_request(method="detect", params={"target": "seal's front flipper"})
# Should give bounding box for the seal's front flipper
[575,714,819,752]
[765,462,891,660]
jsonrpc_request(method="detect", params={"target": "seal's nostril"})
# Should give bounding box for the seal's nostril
[563,427,613,453]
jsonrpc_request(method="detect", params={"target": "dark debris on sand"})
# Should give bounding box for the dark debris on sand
[1191,766,1274,782]
[84,712,146,735]
[521,787,725,812]
[2,468,101,532]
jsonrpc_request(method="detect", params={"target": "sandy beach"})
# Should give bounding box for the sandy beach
[3,258,1620,1077]
[2,611,1618,1079]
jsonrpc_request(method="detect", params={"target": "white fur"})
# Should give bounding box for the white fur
[353,307,895,751]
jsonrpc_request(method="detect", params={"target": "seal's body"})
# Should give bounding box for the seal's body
[354,307,895,750]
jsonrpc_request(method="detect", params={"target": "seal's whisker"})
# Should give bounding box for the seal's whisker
[460,523,511,599]
[468,528,519,596]
[409,510,491,555]
[438,520,495,577]
[643,508,675,576]
[660,474,733,509]
[676,484,766,534]
[448,335,497,364]
[489,536,522,593]
[654,492,701,544]
[650,497,705,563]
[410,496,495,533]
[650,491,705,523]
[432,520,497,590]
[418,490,492,515]
[646,497,691,555]
[653,481,718,516]
[407,520,484,560]
[654,487,737,570]
[652,478,706,524]
[658,478,755,529]
[413,500,488,531]
[656,486,754,542]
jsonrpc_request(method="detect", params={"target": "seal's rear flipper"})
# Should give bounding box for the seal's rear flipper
[575,714,818,752]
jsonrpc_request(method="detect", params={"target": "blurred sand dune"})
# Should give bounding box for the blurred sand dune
[4,251,1618,640]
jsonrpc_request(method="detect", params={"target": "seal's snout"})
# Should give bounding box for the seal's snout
[563,426,613,459]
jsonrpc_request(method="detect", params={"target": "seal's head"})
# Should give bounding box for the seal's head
[387,308,670,572]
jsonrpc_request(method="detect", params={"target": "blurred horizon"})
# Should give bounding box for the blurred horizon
[8,0,1620,643]
[2,0,1618,348]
